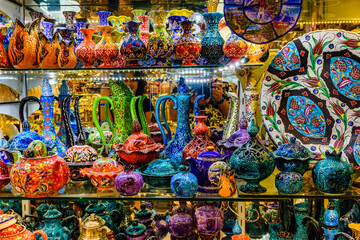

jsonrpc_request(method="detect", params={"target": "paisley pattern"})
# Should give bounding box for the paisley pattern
[261,30,360,164]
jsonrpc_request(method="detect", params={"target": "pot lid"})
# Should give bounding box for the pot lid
[275,137,311,159]
[9,121,46,152]
[143,158,179,176]
[135,204,152,220]
[125,220,146,237]
[44,205,62,219]
[36,203,50,213]
[0,214,18,233]
[198,146,224,159]
[85,203,106,214]
[82,214,105,229]
[64,145,98,165]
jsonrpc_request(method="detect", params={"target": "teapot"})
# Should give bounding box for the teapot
[78,214,115,240]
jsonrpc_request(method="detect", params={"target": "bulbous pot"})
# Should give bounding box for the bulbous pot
[115,165,143,196]
[169,211,193,238]
[170,165,198,197]
[195,205,223,235]
[10,152,70,198]
[275,165,303,194]
[76,28,96,68]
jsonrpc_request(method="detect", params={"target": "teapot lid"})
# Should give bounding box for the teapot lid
[37,203,50,213]
[0,215,17,231]
[143,158,179,176]
[198,146,223,158]
[82,214,105,229]
[125,220,146,237]
[135,204,152,220]
[275,137,312,159]
[85,203,106,214]
[44,205,62,219]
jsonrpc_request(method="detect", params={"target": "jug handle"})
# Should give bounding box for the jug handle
[155,95,177,146]
[32,230,48,240]
[19,96,42,125]
[138,96,150,136]
[92,96,114,152]
[194,94,205,124]
[160,99,171,141]
[130,96,140,126]
[104,99,115,133]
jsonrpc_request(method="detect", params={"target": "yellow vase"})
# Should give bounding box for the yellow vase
[108,16,131,32]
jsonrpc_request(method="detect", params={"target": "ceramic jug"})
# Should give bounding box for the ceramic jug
[155,77,194,164]
[83,203,122,233]
[78,214,116,240]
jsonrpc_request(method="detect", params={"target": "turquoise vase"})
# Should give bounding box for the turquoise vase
[324,202,338,240]
[294,201,308,239]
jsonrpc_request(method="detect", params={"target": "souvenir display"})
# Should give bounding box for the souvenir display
[134,204,160,239]
[221,92,239,140]
[38,206,72,240]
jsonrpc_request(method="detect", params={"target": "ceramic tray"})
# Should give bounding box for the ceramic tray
[261,30,360,165]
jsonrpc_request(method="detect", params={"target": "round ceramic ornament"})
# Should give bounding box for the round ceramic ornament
[261,30,360,165]
[224,0,302,44]
[208,161,228,184]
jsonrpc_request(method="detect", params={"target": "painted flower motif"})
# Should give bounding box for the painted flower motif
[334,133,345,151]
[290,99,299,110]
[266,101,275,119]
[329,101,345,117]
[350,67,360,80]
[303,78,321,87]
[295,116,306,124]
[311,116,320,128]
[350,85,360,95]
[342,39,360,48]
[313,38,325,56]
[267,81,282,94]
[281,134,289,144]
[334,60,347,71]
[273,56,286,65]
[290,53,299,64]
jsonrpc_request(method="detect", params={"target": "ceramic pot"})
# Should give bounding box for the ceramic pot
[223,30,247,64]
[10,151,69,198]
[9,19,39,69]
[154,214,168,240]
[108,16,130,33]
[134,204,160,240]
[84,203,122,233]
[147,10,174,66]
[247,43,268,64]
[76,28,97,68]
[97,11,111,26]
[125,220,147,240]
[313,151,354,194]
[217,167,237,197]
[171,165,198,197]
[39,206,73,240]
[57,38,77,68]
[63,11,76,29]
[120,21,147,66]
[169,203,194,238]
[275,163,303,194]
[95,25,118,67]
[79,214,115,240]
[230,119,275,193]
[0,26,9,68]
[115,165,143,196]
[168,15,187,45]
[137,15,150,46]
[175,20,201,66]
[195,204,223,236]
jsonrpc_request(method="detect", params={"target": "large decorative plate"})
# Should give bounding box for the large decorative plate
[224,0,302,44]
[261,30,360,165]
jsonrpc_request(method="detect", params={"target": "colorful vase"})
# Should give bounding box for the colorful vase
[63,11,76,29]
[111,31,127,67]
[120,21,147,66]
[57,39,77,68]
[41,21,54,41]
[95,25,118,67]
[168,15,187,45]
[247,43,268,64]
[175,20,201,66]
[0,26,9,68]
[137,15,150,46]
[57,28,74,45]
[170,165,198,197]
[132,9,147,21]
[74,19,86,44]
[115,165,143,196]
[97,11,111,26]
[223,30,248,64]
[108,16,130,32]
[313,151,354,194]
[38,31,59,69]
[9,19,39,69]
[76,28,96,68]
[29,11,43,32]
[147,10,174,66]
[169,202,194,239]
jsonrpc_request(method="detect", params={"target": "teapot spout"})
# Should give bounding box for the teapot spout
[185,157,197,175]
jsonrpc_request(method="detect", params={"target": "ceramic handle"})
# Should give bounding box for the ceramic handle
[104,100,115,133]
[19,96,42,124]
[92,96,114,151]
[155,95,177,146]
[194,94,205,124]
[137,95,150,136]
[32,230,48,240]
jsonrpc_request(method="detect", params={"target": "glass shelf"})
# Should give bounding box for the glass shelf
[1,179,359,201]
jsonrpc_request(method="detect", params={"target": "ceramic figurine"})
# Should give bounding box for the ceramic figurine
[84,203,122,233]
[175,20,201,66]
[200,1,224,64]
[76,28,97,68]
[169,202,194,239]
[313,151,353,194]
[275,163,303,194]
[0,214,48,239]
[274,137,314,175]
[170,165,198,197]
[80,148,123,190]
[155,77,194,164]
[134,204,160,240]
[38,206,73,240]
[97,11,111,26]
[95,26,118,67]
[195,203,223,240]
[114,165,143,196]
[218,113,249,155]
[182,115,218,160]
[137,15,150,46]
[9,19,39,69]
[78,214,116,240]
[112,120,163,168]
[0,26,9,68]
[223,30,248,64]
[186,146,229,193]
[125,220,147,240]
[245,202,268,239]
[147,10,174,66]
[230,119,275,193]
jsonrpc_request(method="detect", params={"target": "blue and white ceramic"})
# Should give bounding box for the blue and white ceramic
[275,163,303,194]
[312,151,353,194]
[97,11,111,26]
[171,165,198,197]
[324,202,338,240]
[41,21,54,41]
[74,20,86,44]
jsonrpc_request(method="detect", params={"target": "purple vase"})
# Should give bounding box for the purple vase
[154,214,169,240]
[41,21,54,41]
[63,11,76,30]
[195,204,224,236]
[97,11,111,26]
[169,210,194,238]
[115,165,143,196]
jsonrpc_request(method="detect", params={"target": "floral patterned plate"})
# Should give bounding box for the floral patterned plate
[261,30,360,165]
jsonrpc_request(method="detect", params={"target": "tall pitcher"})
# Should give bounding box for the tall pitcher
[155,77,193,164]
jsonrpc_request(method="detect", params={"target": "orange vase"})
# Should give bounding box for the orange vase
[75,28,96,68]
[57,39,77,68]
[38,31,59,69]
[9,19,39,69]
[95,25,118,68]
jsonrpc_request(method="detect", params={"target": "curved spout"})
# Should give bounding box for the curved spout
[185,156,196,175]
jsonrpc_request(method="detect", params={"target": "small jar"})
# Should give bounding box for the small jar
[115,165,144,196]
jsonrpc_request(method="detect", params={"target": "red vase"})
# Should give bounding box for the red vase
[223,31,248,65]
[76,28,96,68]
[10,153,70,198]
[95,26,118,68]
[175,20,201,66]
[138,15,150,46]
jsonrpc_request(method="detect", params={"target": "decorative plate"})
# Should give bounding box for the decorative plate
[224,0,302,44]
[261,30,360,165]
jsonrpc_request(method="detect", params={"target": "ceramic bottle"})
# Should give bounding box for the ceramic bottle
[76,28,97,68]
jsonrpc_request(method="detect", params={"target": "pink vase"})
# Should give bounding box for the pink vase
[137,15,150,46]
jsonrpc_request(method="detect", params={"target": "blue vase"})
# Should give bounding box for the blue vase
[312,151,354,194]
[38,206,73,240]
[275,163,303,194]
[324,202,339,240]
[41,21,54,41]
[171,165,198,197]
[200,12,224,65]
[97,11,111,26]
[168,15,187,45]
[74,20,86,44]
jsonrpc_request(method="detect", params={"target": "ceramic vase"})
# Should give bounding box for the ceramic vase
[170,165,198,197]
[76,28,96,68]
[57,38,77,68]
[201,12,224,65]
[63,11,76,30]
[247,43,268,64]
[168,15,187,45]
[137,15,150,46]
[95,25,118,67]
[154,214,169,240]
[29,11,43,32]
[223,30,248,64]
[108,16,130,32]
[120,21,147,66]
[324,202,339,240]
[169,207,194,238]
[147,10,174,66]
[38,31,60,69]
[0,26,9,68]
[74,19,86,44]
[97,11,111,26]
[195,204,223,239]
[175,20,201,66]
[275,163,303,194]
[111,31,127,67]
[132,9,147,21]
[245,202,268,239]
[41,21,54,41]
[115,165,144,196]
[312,151,354,194]
[57,28,74,45]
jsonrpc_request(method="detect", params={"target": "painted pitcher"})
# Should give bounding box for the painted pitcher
[155,77,193,165]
